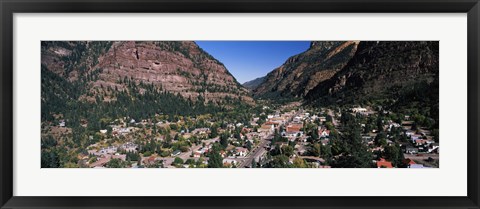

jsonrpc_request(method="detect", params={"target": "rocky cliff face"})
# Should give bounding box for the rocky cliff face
[305,41,439,107]
[41,41,253,105]
[253,41,360,98]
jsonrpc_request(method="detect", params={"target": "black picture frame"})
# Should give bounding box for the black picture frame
[1,0,479,208]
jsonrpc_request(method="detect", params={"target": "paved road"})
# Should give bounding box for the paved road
[238,137,271,168]
[404,153,439,160]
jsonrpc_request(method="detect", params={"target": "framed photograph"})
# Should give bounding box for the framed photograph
[1,0,479,208]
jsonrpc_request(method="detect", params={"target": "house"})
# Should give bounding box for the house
[411,133,422,138]
[283,131,303,138]
[235,147,248,157]
[192,128,210,135]
[265,121,281,127]
[419,129,431,136]
[351,107,367,113]
[376,158,393,168]
[297,135,308,143]
[286,123,303,133]
[318,127,330,138]
[318,116,327,122]
[223,159,237,166]
[410,134,424,143]
[292,116,303,123]
[193,151,202,158]
[271,117,287,124]
[258,124,274,135]
[415,139,427,146]
[99,146,118,154]
[99,129,108,134]
[118,128,131,135]
[59,120,66,127]
[89,155,111,168]
[390,122,401,128]
[408,164,426,168]
[143,156,156,165]
[87,149,98,156]
[172,150,181,156]
[406,146,419,154]
[219,150,227,158]
[405,130,416,137]
[199,147,209,153]
[370,147,384,152]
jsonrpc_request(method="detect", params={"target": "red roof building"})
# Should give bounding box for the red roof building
[377,158,393,168]
[286,124,303,133]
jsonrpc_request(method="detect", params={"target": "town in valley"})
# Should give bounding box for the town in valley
[44,102,439,168]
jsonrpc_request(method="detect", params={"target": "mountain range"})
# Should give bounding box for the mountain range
[41,40,438,121]
[41,41,256,124]
[42,41,252,105]
[252,41,360,98]
[246,41,438,113]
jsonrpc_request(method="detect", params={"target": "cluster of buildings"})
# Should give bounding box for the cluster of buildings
[349,107,439,168]
[404,125,439,154]
[68,102,439,169]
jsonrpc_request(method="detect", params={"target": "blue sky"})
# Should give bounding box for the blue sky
[196,41,310,84]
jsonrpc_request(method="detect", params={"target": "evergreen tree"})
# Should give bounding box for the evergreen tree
[220,132,229,149]
[208,144,224,168]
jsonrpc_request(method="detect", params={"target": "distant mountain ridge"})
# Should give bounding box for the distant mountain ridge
[243,76,265,89]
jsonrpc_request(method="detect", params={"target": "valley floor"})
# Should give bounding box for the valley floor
[42,102,439,168]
